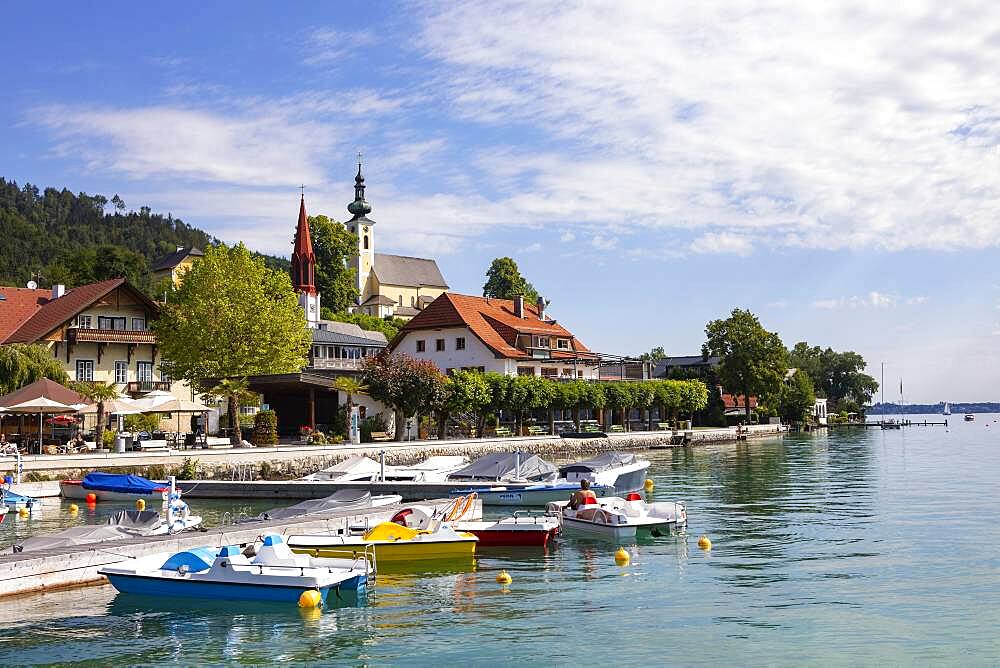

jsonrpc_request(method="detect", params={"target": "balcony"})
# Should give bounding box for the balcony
[310,358,364,371]
[69,327,157,345]
[126,381,172,394]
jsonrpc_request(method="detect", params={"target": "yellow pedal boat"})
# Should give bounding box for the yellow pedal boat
[286,521,478,562]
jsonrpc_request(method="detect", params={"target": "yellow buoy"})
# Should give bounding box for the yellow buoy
[68,504,79,513]
[644,478,655,492]
[697,535,712,550]
[298,589,322,608]
[135,498,145,511]
[495,569,513,585]
[17,507,30,518]
[615,546,631,566]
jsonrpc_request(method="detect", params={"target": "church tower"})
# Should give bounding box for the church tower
[346,157,375,305]
[291,194,321,328]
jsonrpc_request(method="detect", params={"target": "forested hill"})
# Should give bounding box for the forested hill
[0,178,288,292]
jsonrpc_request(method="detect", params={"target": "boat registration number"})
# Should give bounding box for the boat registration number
[497,493,523,502]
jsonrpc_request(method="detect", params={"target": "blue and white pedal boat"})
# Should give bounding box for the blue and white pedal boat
[99,535,372,604]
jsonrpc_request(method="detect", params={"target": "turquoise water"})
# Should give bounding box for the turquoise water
[2,415,999,666]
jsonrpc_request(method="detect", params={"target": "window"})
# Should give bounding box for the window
[517,366,535,376]
[160,369,171,384]
[137,361,153,382]
[455,337,466,350]
[416,340,426,352]
[411,296,415,307]
[131,318,146,330]
[76,360,94,382]
[541,367,557,377]
[97,316,126,330]
[557,339,571,350]
[536,336,550,349]
[435,338,445,352]
[313,345,325,359]
[240,405,256,415]
[75,314,92,328]
[114,361,128,384]
[577,370,584,378]
[364,235,369,250]
[398,294,403,306]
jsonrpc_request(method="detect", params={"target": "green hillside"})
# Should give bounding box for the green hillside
[0,178,288,292]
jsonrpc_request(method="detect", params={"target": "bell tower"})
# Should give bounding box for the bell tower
[291,192,321,328]
[346,154,375,305]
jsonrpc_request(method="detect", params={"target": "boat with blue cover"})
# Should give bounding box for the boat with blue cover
[60,472,168,502]
[100,535,372,604]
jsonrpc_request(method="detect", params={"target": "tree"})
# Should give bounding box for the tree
[789,342,879,408]
[437,370,491,439]
[638,346,667,362]
[603,382,637,430]
[332,376,368,441]
[703,309,788,421]
[71,381,120,448]
[309,215,359,313]
[321,308,407,341]
[481,372,513,436]
[153,243,311,384]
[678,380,710,423]
[653,379,682,426]
[362,353,447,440]
[482,257,540,301]
[779,370,816,423]
[91,244,150,290]
[0,343,68,396]
[508,375,552,434]
[207,378,255,445]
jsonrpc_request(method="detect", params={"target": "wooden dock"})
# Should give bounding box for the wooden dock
[848,419,950,428]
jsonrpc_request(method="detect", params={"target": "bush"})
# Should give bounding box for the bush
[252,410,278,446]
[145,464,166,480]
[310,430,329,445]
[360,414,389,443]
[177,457,198,480]
[125,412,161,434]
[101,429,115,449]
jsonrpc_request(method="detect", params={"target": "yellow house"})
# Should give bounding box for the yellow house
[0,278,193,429]
[150,246,204,288]
[343,162,449,320]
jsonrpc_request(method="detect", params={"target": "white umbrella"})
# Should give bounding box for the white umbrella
[143,398,211,437]
[78,398,144,415]
[3,398,76,454]
[131,390,176,412]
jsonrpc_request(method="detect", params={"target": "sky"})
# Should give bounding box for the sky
[1,1,998,402]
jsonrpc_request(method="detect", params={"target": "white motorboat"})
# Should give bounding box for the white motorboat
[558,452,650,493]
[300,454,470,483]
[547,493,687,540]
[451,482,615,506]
[100,535,372,603]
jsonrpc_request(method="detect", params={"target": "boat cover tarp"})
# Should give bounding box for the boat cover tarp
[81,473,165,494]
[16,525,136,552]
[107,509,163,531]
[559,452,638,475]
[254,489,373,522]
[301,455,381,480]
[448,452,556,482]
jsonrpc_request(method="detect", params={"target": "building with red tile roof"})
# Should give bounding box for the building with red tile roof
[391,292,598,378]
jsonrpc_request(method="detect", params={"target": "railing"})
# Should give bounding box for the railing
[126,380,172,394]
[69,327,156,344]
[310,358,364,371]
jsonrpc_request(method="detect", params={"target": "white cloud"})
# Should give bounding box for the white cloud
[689,232,752,256]
[520,242,542,253]
[906,296,929,305]
[590,234,617,250]
[767,300,788,309]
[302,28,376,65]
[812,291,925,309]
[415,1,1000,251]
[559,231,575,242]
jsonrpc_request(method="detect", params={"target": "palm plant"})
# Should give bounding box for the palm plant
[207,378,254,445]
[332,376,368,441]
[71,381,121,447]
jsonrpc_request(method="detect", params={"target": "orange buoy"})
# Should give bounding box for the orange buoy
[85,493,97,504]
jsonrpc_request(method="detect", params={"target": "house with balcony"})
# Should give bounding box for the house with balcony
[391,292,598,379]
[0,278,189,400]
[151,246,204,288]
[310,320,387,371]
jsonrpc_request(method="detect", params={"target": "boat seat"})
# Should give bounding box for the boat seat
[253,535,309,567]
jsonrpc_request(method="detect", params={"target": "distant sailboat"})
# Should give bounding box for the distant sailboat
[943,402,951,416]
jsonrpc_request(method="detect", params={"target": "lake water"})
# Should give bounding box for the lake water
[1,414,998,666]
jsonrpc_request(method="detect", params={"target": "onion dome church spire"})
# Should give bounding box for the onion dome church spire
[347,153,373,220]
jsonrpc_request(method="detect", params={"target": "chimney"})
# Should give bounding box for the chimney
[536,296,546,320]
[514,295,524,318]
[51,284,65,299]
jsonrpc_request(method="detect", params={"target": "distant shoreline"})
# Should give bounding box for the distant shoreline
[867,403,999,415]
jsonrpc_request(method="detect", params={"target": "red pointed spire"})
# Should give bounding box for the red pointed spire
[291,194,316,294]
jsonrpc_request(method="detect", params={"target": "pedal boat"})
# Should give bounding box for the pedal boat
[99,535,371,603]
[391,501,560,548]
[287,521,477,562]
[547,493,687,539]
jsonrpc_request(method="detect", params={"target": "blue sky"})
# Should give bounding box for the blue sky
[2,1,999,402]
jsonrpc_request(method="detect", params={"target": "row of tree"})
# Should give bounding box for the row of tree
[361,353,710,440]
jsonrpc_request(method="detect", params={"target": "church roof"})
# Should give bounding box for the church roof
[373,253,448,289]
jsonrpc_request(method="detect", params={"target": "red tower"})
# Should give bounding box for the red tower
[291,194,316,295]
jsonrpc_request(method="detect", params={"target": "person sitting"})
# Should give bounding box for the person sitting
[568,479,597,510]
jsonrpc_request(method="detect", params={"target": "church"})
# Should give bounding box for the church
[342,160,449,321]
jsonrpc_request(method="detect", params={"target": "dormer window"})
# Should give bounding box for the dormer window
[557,339,570,350]
[536,336,550,349]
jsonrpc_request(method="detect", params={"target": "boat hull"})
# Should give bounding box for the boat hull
[290,539,476,562]
[453,521,558,547]
[103,572,365,603]
[560,517,637,540]
[60,480,167,502]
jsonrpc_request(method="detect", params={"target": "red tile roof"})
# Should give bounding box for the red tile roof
[394,293,594,360]
[0,287,51,342]
[2,279,160,344]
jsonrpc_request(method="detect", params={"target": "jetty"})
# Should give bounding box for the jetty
[0,498,470,599]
